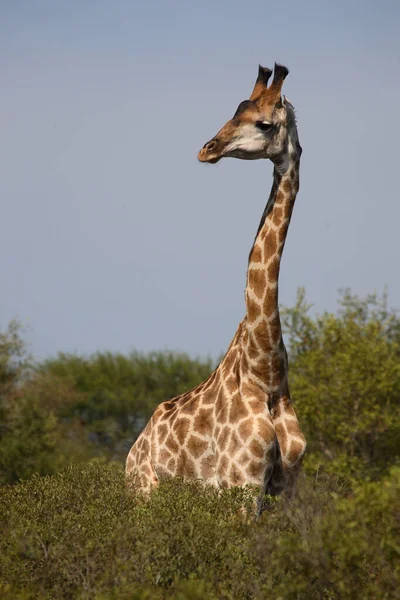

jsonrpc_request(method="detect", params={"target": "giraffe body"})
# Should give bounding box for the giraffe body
[126,63,306,503]
[127,317,304,495]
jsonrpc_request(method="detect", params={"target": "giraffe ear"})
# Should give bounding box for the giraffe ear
[282,95,294,110]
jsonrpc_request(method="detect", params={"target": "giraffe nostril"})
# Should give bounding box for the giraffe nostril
[204,140,217,152]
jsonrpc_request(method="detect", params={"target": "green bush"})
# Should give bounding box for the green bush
[1,463,399,599]
[282,289,400,482]
[39,350,214,458]
[0,372,93,484]
[0,325,213,483]
[1,290,400,598]
[2,289,400,486]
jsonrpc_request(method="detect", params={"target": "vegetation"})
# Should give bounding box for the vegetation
[0,290,399,598]
[1,464,399,599]
[282,288,400,482]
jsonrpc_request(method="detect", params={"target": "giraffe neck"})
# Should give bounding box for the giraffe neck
[242,132,301,391]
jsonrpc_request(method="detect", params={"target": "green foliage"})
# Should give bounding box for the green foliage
[0,319,31,391]
[2,289,400,486]
[39,350,214,458]
[0,463,399,599]
[0,373,93,484]
[1,289,400,598]
[282,288,400,481]
[0,334,213,483]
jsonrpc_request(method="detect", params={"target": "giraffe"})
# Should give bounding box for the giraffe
[126,63,306,511]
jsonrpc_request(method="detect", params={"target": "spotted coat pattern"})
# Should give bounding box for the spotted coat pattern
[126,140,306,500]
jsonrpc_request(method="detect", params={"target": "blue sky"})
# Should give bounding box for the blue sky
[1,0,399,360]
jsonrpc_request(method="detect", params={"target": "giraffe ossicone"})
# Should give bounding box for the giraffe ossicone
[126,63,307,511]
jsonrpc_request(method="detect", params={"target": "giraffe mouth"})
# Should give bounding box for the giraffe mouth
[197,148,222,164]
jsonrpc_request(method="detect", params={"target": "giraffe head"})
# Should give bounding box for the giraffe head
[198,63,298,170]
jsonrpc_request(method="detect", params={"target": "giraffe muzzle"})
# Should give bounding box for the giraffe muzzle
[197,139,222,163]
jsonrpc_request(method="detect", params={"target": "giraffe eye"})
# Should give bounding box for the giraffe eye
[256,121,272,132]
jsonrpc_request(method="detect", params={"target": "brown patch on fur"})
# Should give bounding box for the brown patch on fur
[187,435,209,459]
[159,448,172,464]
[283,179,292,193]
[247,345,259,360]
[241,381,254,398]
[165,433,179,453]
[162,401,175,411]
[222,350,236,376]
[126,455,135,470]
[277,222,289,244]
[166,457,176,472]
[176,450,197,478]
[215,386,225,408]
[272,207,283,226]
[218,427,230,452]
[274,423,287,454]
[142,464,151,476]
[203,371,216,390]
[157,423,168,440]
[282,398,296,416]
[272,400,282,418]
[181,398,197,414]
[161,408,175,421]
[248,268,266,300]
[265,231,277,257]
[228,430,241,456]
[267,257,280,281]
[252,358,270,382]
[250,245,262,263]
[229,394,249,423]
[264,287,276,316]
[194,408,213,436]
[247,296,260,323]
[257,417,274,440]
[174,418,190,445]
[238,418,253,441]
[247,459,264,480]
[269,318,283,348]
[254,321,270,349]
[169,411,179,427]
[218,403,229,424]
[135,437,144,452]
[141,438,150,455]
[287,439,305,463]
[249,439,264,459]
[238,450,251,466]
[286,419,302,436]
[241,352,249,375]
[218,454,229,476]
[242,382,265,403]
[215,388,228,423]
[201,455,215,478]
[202,386,217,405]
[230,463,245,485]
[226,376,237,394]
[248,399,267,415]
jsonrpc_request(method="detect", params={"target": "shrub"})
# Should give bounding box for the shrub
[282,289,400,482]
[1,463,399,599]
